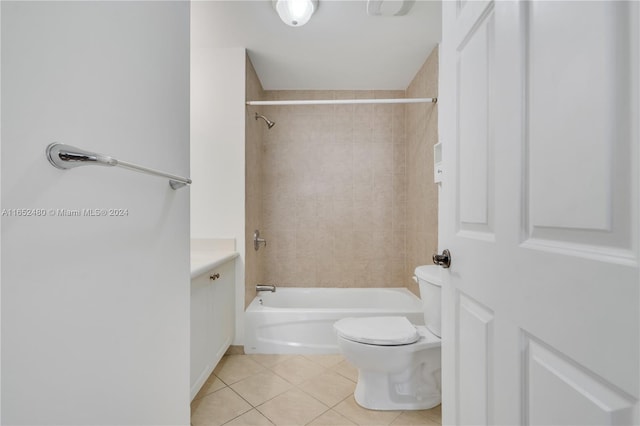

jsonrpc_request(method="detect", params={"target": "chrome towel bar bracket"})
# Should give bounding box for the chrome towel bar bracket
[46,143,192,189]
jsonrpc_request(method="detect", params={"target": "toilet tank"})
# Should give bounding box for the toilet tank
[414,265,442,338]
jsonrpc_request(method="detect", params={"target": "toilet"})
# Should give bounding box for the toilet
[333,265,442,411]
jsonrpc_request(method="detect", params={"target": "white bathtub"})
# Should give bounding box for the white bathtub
[244,287,425,354]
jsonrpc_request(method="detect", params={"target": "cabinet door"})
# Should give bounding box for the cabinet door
[190,259,237,400]
[209,261,236,363]
[190,271,214,397]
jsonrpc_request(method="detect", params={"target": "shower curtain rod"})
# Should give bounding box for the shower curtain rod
[246,97,437,106]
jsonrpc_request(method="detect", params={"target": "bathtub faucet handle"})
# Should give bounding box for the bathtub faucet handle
[254,230,267,251]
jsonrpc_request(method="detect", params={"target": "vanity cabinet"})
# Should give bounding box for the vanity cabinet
[190,258,235,400]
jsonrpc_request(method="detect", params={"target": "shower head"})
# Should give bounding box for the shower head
[255,113,276,129]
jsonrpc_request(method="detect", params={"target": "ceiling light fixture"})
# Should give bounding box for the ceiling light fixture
[273,0,318,27]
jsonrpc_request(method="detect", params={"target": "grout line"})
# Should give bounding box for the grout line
[267,366,300,386]
[194,354,442,426]
[331,364,358,383]
[251,357,343,424]
[293,381,338,410]
[388,409,404,426]
[303,405,333,426]
[192,381,229,403]
[226,384,255,408]
[253,405,270,421]
[213,372,230,387]
[228,372,295,411]
[217,404,253,426]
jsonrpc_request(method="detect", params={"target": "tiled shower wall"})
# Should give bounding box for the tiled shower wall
[245,56,265,307]
[260,90,407,288]
[244,48,438,301]
[406,48,439,295]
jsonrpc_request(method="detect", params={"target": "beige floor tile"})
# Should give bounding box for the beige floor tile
[307,409,357,426]
[334,396,401,426]
[304,354,346,368]
[331,360,358,382]
[230,371,293,406]
[247,354,296,369]
[299,371,356,407]
[257,388,329,426]
[194,374,226,400]
[391,410,440,426]
[271,355,327,385]
[224,409,275,426]
[215,355,266,385]
[191,387,252,426]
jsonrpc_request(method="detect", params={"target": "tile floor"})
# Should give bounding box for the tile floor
[191,354,441,426]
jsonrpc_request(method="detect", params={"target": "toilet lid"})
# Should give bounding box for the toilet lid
[333,316,420,346]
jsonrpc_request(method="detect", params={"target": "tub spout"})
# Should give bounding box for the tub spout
[256,284,276,293]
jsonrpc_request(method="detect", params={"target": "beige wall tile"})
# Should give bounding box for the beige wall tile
[245,55,266,308]
[293,256,317,286]
[405,47,439,294]
[252,91,404,287]
[247,54,437,292]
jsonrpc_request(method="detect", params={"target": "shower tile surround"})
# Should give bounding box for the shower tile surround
[406,48,439,295]
[245,55,266,308]
[245,48,438,305]
[261,89,407,290]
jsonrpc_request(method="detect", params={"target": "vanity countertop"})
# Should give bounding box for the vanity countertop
[191,250,238,279]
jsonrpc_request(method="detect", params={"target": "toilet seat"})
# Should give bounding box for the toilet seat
[334,316,420,346]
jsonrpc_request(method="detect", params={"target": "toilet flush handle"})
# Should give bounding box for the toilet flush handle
[433,249,451,269]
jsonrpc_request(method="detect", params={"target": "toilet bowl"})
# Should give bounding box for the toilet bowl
[333,265,442,410]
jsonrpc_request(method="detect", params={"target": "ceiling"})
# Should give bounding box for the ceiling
[191,0,441,90]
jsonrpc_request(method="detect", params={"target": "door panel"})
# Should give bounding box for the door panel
[528,2,619,232]
[440,1,639,424]
[457,5,495,237]
[525,1,636,258]
[525,335,635,425]
[457,293,494,425]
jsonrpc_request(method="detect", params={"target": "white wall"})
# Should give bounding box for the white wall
[191,47,247,344]
[1,2,190,424]
[1,3,3,420]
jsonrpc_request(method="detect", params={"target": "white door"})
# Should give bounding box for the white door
[439,1,639,424]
